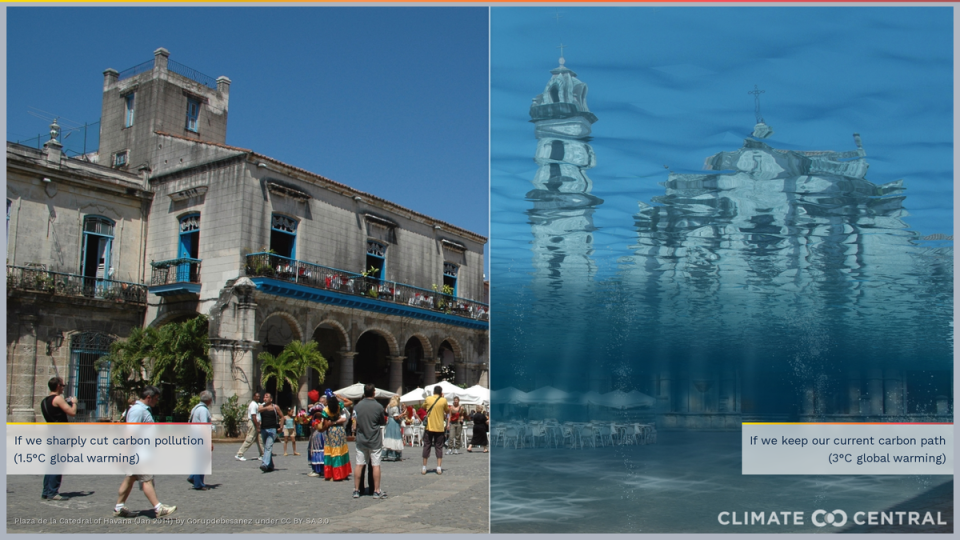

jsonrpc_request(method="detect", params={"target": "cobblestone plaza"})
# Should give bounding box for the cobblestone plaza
[7,442,489,534]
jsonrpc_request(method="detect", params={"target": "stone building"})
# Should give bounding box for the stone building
[7,48,489,421]
[7,137,152,422]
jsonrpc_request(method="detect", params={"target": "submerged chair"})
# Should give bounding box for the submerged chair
[502,425,522,449]
[560,424,577,449]
[578,425,599,449]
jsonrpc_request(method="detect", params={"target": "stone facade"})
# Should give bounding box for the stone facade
[7,49,488,423]
[6,142,152,422]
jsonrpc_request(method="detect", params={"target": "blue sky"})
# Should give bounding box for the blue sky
[492,7,953,284]
[7,7,489,275]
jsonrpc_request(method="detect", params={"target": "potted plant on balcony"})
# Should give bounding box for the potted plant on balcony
[432,284,454,313]
[246,248,277,277]
[360,266,380,298]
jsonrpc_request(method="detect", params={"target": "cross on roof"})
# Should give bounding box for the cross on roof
[557,43,566,65]
[748,84,765,124]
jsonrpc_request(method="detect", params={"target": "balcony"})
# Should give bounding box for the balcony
[7,265,147,305]
[149,258,202,296]
[245,253,488,330]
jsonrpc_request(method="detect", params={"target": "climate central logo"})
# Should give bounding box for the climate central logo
[812,509,847,527]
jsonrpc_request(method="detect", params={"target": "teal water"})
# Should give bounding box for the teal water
[490,7,953,533]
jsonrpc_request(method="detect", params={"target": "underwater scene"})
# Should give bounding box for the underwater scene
[490,7,953,533]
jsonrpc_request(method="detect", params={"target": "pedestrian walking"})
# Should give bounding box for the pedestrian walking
[467,405,489,453]
[40,376,76,501]
[114,386,176,518]
[321,389,353,481]
[446,396,464,455]
[383,395,404,462]
[306,390,326,478]
[234,392,263,461]
[421,386,450,475]
[352,384,387,499]
[186,391,214,490]
[257,393,282,472]
[282,408,300,456]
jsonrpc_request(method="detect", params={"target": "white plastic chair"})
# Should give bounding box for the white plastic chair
[578,425,599,448]
[530,423,549,448]
[560,424,576,448]
[597,424,615,447]
[502,425,522,449]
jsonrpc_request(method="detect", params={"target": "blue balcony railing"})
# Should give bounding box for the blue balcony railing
[245,253,488,321]
[7,265,147,304]
[150,258,202,286]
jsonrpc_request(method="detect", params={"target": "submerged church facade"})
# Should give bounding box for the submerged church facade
[515,58,952,429]
[7,48,489,423]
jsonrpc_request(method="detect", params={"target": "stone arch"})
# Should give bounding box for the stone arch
[437,335,463,363]
[147,309,201,329]
[356,326,400,357]
[256,311,303,410]
[353,327,399,391]
[312,319,349,351]
[404,332,434,359]
[258,311,304,346]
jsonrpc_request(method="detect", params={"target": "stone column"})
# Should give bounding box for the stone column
[657,371,672,413]
[388,356,405,395]
[802,386,816,417]
[847,371,861,416]
[936,396,949,415]
[866,369,884,416]
[154,47,170,71]
[884,369,903,416]
[454,361,467,386]
[422,357,437,386]
[10,315,39,422]
[339,350,357,388]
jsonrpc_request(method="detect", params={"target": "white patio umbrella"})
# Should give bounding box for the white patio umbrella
[590,390,656,409]
[576,390,606,406]
[334,383,397,400]
[625,390,656,409]
[519,386,571,405]
[490,387,529,405]
[463,385,490,405]
[399,387,426,404]
[424,380,470,401]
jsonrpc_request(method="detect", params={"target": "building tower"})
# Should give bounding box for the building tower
[99,47,231,176]
[526,54,602,295]
[525,54,607,393]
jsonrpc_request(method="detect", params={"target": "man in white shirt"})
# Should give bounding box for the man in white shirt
[234,392,263,461]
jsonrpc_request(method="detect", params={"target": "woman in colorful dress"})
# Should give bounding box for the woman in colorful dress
[306,390,326,478]
[383,396,405,461]
[321,389,353,481]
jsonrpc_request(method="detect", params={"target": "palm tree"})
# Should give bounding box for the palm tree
[99,315,212,419]
[258,340,328,404]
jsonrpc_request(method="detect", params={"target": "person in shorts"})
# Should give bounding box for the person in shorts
[421,386,449,475]
[114,386,176,518]
[282,407,299,456]
[352,384,386,499]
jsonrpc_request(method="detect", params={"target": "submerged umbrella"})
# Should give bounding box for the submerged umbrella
[490,387,529,405]
[519,386,571,405]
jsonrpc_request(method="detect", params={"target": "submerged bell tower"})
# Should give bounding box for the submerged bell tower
[526,52,602,294]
